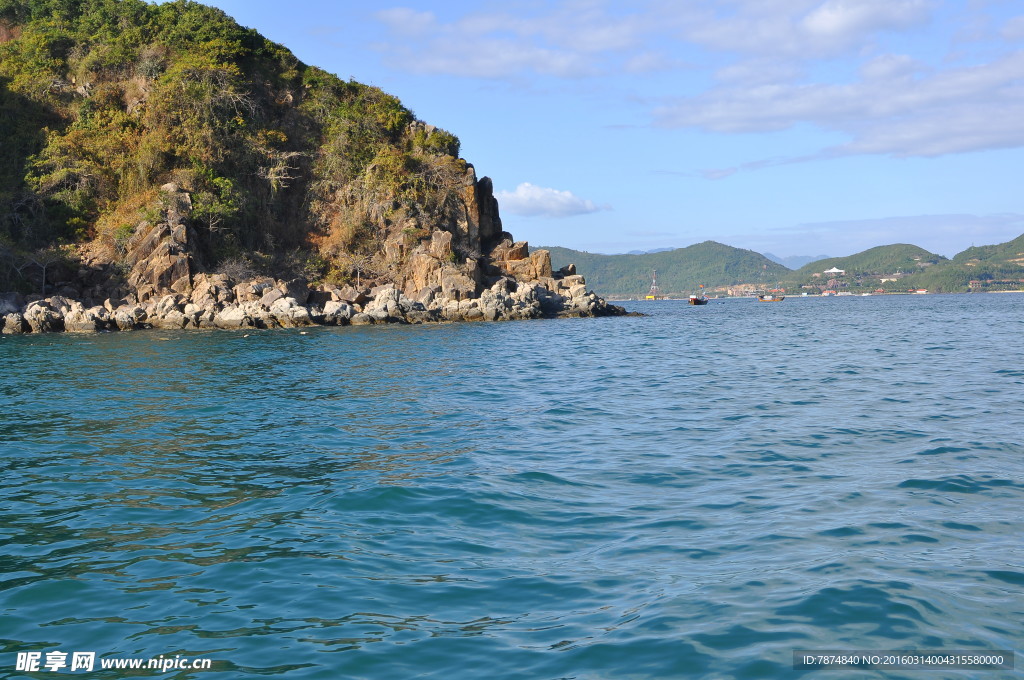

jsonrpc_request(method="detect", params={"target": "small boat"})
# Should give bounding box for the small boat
[689,284,709,305]
[755,286,785,302]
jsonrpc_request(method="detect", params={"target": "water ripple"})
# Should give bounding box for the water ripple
[2,295,1022,678]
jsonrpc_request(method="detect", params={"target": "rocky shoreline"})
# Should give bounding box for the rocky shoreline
[0,268,630,335]
[1,179,634,335]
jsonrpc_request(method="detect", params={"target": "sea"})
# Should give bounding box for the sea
[1,293,1021,679]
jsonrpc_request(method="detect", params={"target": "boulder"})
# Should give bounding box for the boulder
[349,312,373,326]
[213,305,254,330]
[23,302,63,333]
[45,295,74,315]
[440,265,478,301]
[557,263,577,277]
[269,297,313,327]
[319,300,353,325]
[260,288,284,309]
[151,309,187,329]
[113,305,148,331]
[335,285,369,306]
[406,251,443,292]
[125,220,193,302]
[279,278,310,304]
[64,305,108,332]
[2,313,26,334]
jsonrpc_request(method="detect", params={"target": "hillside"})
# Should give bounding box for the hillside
[778,239,1024,293]
[0,0,483,288]
[537,241,791,296]
[903,233,1024,292]
[0,0,625,332]
[788,244,945,278]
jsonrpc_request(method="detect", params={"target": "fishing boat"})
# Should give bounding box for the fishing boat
[689,284,709,305]
[755,288,785,302]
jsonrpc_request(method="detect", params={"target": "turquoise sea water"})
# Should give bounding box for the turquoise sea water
[1,294,1022,679]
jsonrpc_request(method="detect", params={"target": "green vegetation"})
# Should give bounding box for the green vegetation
[781,240,1024,293]
[538,241,790,296]
[788,244,945,279]
[540,237,1024,297]
[0,0,466,289]
[780,244,947,292]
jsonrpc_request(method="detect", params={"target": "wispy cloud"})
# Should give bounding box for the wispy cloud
[372,3,653,79]
[496,183,608,218]
[679,0,933,59]
[373,1,1024,160]
[743,213,1024,258]
[657,50,1024,158]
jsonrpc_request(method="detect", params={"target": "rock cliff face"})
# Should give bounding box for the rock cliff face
[0,180,627,335]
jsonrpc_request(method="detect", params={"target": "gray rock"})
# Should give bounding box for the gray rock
[269,297,312,327]
[259,288,284,309]
[318,300,353,325]
[152,309,187,329]
[2,313,26,334]
[280,278,310,304]
[349,313,374,326]
[113,306,147,331]
[23,303,63,333]
[213,305,254,330]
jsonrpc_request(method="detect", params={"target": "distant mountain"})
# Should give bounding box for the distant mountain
[625,247,674,255]
[950,233,1024,266]
[901,233,1024,292]
[773,240,1024,293]
[535,241,790,296]
[763,252,831,269]
[788,244,945,278]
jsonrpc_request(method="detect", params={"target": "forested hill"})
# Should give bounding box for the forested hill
[787,244,946,278]
[0,0,504,298]
[537,241,790,296]
[779,238,1024,293]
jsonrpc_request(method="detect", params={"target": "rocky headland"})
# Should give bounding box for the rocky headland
[0,1,629,335]
[1,181,627,335]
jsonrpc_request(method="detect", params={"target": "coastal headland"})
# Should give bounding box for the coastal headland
[0,1,626,334]
[0,184,628,334]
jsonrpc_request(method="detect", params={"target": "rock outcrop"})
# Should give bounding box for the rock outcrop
[123,184,196,303]
[1,164,630,336]
[0,262,626,335]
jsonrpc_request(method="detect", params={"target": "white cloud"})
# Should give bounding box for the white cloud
[372,1,936,76]
[656,50,1024,157]
[372,2,1024,160]
[801,0,932,42]
[374,8,436,36]
[679,0,934,59]
[496,183,607,218]
[715,59,804,86]
[373,3,653,79]
[383,39,597,79]
[1003,15,1024,41]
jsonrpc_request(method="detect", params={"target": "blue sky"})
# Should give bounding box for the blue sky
[177,0,1023,258]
